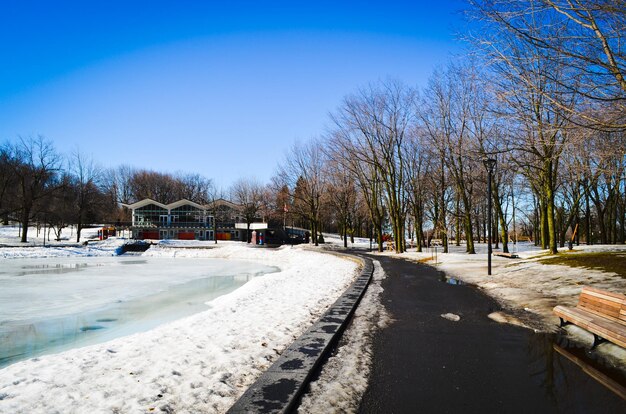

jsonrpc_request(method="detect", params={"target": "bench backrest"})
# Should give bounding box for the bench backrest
[577,286,626,325]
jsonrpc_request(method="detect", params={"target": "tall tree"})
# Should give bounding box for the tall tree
[419,64,483,254]
[325,159,358,248]
[0,143,17,224]
[471,3,578,254]
[276,139,327,246]
[404,129,429,251]
[5,136,63,242]
[329,80,415,252]
[69,149,103,242]
[231,177,264,243]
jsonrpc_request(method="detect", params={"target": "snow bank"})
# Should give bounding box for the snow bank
[0,244,359,413]
[0,224,102,246]
[0,235,126,259]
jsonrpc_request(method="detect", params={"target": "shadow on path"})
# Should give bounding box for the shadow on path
[358,254,625,414]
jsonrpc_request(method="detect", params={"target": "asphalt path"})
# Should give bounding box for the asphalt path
[357,254,625,414]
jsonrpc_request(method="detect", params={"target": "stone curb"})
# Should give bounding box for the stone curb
[227,253,374,414]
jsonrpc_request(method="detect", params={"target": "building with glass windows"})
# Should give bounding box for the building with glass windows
[123,199,215,240]
[123,198,260,241]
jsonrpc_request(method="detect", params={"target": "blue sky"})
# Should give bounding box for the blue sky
[0,1,466,189]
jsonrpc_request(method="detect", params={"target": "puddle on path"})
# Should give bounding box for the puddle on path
[436,268,625,406]
[525,332,626,404]
[439,274,464,285]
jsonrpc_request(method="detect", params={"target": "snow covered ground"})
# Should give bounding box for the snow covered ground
[0,224,124,258]
[0,227,360,413]
[2,223,624,412]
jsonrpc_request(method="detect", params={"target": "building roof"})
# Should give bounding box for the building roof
[123,198,244,212]
[121,198,168,210]
[168,199,206,210]
[207,198,243,211]
[124,198,208,211]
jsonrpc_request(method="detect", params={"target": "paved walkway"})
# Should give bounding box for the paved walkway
[357,254,624,413]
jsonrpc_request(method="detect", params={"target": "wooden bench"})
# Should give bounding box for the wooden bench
[553,286,626,348]
[493,252,519,259]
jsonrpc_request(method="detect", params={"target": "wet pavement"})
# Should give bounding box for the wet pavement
[357,254,625,414]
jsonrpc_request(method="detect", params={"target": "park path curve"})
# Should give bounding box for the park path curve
[358,254,624,414]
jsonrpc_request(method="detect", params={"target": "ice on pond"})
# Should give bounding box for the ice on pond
[0,256,278,367]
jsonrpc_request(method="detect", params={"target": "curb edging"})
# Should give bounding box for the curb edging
[227,254,374,413]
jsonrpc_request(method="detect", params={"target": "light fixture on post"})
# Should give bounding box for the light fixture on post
[483,157,497,275]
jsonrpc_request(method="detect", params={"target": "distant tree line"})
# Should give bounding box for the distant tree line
[0,136,215,243]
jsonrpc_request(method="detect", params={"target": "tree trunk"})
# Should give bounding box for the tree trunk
[20,207,30,243]
[493,184,509,254]
[455,194,461,247]
[541,198,549,249]
[414,203,424,253]
[493,205,499,249]
[76,222,83,243]
[586,191,592,245]
[545,183,558,254]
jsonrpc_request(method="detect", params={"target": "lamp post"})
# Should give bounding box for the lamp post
[483,158,497,275]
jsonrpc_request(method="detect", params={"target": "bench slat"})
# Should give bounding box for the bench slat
[555,306,626,348]
[578,289,623,322]
[579,298,621,314]
[579,293,623,308]
[583,286,626,303]
[582,287,626,304]
[577,308,620,323]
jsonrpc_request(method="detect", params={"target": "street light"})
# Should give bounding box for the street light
[483,157,497,275]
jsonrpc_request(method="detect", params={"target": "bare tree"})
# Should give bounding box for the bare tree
[5,136,63,242]
[470,1,579,254]
[325,158,358,248]
[69,149,103,242]
[329,80,416,252]
[404,129,429,251]
[175,172,214,204]
[231,177,264,243]
[276,139,327,246]
[45,173,75,241]
[326,128,386,251]
[468,0,626,129]
[0,143,18,224]
[419,63,485,254]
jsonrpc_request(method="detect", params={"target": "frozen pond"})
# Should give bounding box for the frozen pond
[0,256,279,368]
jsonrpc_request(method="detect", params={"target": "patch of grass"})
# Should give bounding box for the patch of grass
[539,252,626,278]
[525,251,554,260]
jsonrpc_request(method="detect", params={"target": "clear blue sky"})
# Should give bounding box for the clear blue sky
[0,1,466,189]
